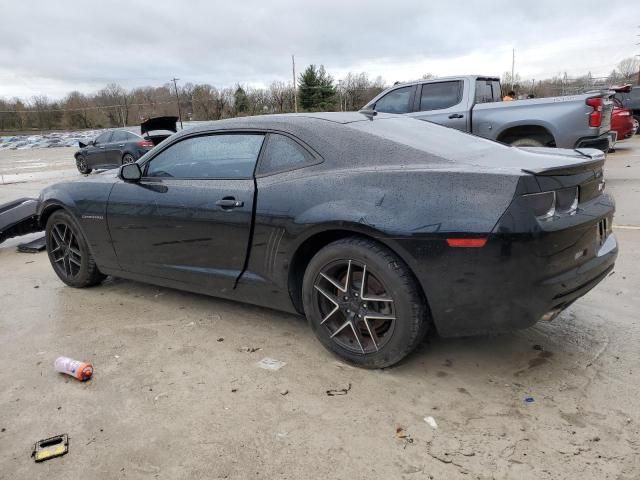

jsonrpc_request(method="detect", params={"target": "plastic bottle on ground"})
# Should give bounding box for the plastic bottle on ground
[54,356,93,381]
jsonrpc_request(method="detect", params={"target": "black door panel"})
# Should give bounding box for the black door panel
[107,178,255,292]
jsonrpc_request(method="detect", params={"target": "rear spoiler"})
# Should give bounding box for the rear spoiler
[0,198,42,244]
[521,149,605,176]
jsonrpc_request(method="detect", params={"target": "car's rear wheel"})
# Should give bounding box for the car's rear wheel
[509,137,545,147]
[302,237,428,368]
[45,210,106,288]
[122,153,135,165]
[75,155,92,174]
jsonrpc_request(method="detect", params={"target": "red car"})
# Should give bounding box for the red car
[611,85,636,143]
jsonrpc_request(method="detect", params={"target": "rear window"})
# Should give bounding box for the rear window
[419,81,462,111]
[475,80,502,104]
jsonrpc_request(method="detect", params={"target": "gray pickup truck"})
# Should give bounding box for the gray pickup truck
[363,75,614,151]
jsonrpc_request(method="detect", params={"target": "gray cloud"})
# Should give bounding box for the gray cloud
[0,0,637,99]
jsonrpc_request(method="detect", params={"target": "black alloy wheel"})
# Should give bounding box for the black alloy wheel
[303,237,428,368]
[45,210,105,288]
[49,221,83,279]
[313,259,396,354]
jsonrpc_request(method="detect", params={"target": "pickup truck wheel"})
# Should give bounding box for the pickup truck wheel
[302,237,428,369]
[75,155,92,174]
[509,137,545,148]
[45,210,106,288]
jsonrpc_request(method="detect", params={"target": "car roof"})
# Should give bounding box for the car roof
[385,75,499,89]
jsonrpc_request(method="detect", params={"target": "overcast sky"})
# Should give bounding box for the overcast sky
[1,0,638,100]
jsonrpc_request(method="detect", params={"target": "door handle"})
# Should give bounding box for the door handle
[118,144,125,147]
[216,198,244,209]
[99,146,105,149]
[448,113,464,119]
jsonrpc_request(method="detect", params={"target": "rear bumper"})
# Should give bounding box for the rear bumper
[574,132,613,151]
[397,191,617,338]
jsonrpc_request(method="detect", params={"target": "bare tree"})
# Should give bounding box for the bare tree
[616,57,640,82]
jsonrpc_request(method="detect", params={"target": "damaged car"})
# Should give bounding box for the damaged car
[73,116,178,174]
[36,113,617,368]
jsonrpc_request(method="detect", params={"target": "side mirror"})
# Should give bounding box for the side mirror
[120,162,142,182]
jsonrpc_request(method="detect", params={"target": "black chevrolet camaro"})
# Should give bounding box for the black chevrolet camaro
[37,112,617,368]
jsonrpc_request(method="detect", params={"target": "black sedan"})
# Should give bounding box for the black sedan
[37,113,617,368]
[74,129,154,174]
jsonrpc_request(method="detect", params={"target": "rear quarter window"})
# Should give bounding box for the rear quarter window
[257,134,315,175]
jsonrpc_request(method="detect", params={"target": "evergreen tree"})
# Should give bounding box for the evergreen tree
[298,64,336,111]
[234,85,249,114]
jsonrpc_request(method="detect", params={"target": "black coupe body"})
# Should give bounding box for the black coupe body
[39,112,617,367]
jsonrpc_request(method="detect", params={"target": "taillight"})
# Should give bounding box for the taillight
[137,140,154,148]
[586,97,603,127]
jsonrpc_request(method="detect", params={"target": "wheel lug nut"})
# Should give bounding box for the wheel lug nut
[363,303,367,308]
[357,314,362,318]
[355,293,359,297]
[344,296,349,301]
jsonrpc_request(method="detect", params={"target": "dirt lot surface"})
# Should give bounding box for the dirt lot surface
[1,140,639,479]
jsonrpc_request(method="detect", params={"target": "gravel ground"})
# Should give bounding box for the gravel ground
[0,139,639,479]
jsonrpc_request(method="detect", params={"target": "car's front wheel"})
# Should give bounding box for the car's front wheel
[75,155,92,174]
[45,210,106,288]
[302,237,428,368]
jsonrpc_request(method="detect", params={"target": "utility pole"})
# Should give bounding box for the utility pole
[292,55,298,113]
[511,48,515,91]
[171,77,184,129]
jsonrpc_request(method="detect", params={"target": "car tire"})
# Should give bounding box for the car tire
[45,210,106,288]
[75,155,92,174]
[633,116,639,135]
[509,137,545,147]
[122,153,135,165]
[302,236,428,368]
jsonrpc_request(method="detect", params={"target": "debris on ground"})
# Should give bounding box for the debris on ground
[524,396,535,403]
[239,346,261,353]
[424,416,438,429]
[395,427,414,448]
[153,392,169,401]
[32,434,69,462]
[217,337,224,342]
[54,356,93,381]
[326,383,351,396]
[256,357,286,371]
[17,235,46,253]
[532,344,544,351]
[280,389,289,396]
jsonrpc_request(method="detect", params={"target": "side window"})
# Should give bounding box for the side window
[145,134,264,179]
[475,80,493,104]
[257,134,314,175]
[111,131,127,142]
[419,81,462,111]
[94,131,112,144]
[375,86,413,114]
